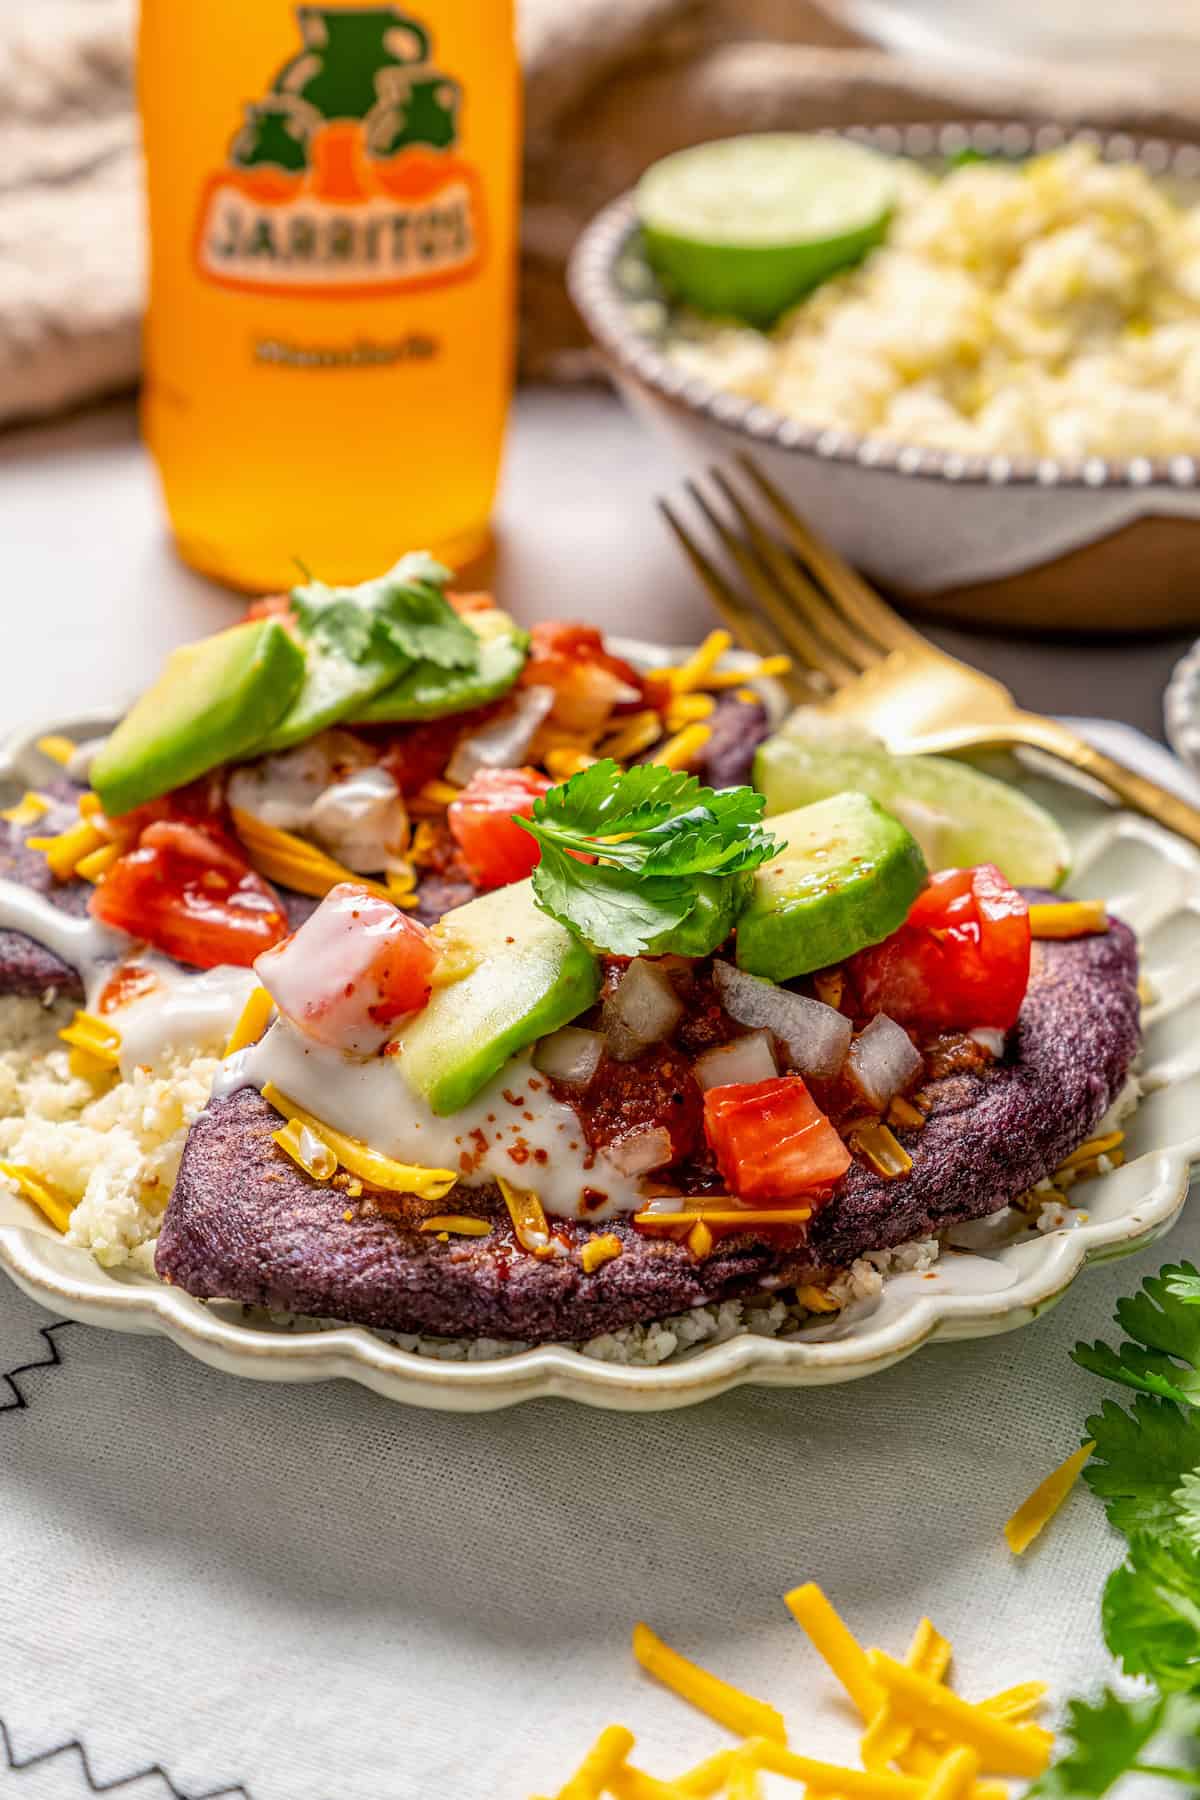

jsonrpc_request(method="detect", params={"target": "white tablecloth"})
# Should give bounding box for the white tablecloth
[0,720,1194,1800]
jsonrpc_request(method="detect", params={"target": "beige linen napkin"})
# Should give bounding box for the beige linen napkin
[4,0,1200,425]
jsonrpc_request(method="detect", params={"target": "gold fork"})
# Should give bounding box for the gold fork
[660,453,1200,851]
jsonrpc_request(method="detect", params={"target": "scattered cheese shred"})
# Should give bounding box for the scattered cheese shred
[1028,901,1109,939]
[0,790,50,826]
[0,1162,74,1233]
[655,723,712,771]
[663,630,733,694]
[703,656,792,690]
[261,1082,457,1200]
[58,1011,121,1069]
[224,986,274,1057]
[581,1233,622,1274]
[631,1623,787,1745]
[794,1282,840,1313]
[866,1652,1052,1776]
[1056,1132,1123,1174]
[686,1220,714,1260]
[861,1617,950,1771]
[410,778,461,816]
[723,1750,764,1800]
[634,1208,812,1229]
[610,1765,680,1800]
[26,817,109,882]
[272,1117,338,1182]
[1004,1441,1096,1555]
[749,1737,924,1798]
[600,711,666,764]
[850,1121,913,1180]
[419,1214,492,1237]
[553,1724,635,1800]
[36,734,76,767]
[545,748,599,783]
[785,1582,882,1723]
[497,1175,554,1257]
[230,807,393,904]
[982,1682,1049,1722]
[665,693,716,732]
[74,841,122,883]
[925,1747,982,1800]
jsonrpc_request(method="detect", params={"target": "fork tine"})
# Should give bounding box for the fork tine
[707,467,884,677]
[683,478,858,690]
[736,452,926,654]
[657,498,792,671]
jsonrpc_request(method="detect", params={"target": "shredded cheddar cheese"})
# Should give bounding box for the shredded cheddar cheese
[0,1162,74,1233]
[224,986,274,1057]
[849,1121,913,1179]
[36,734,77,767]
[749,1739,924,1798]
[794,1282,840,1313]
[600,711,667,764]
[581,1234,622,1274]
[664,693,716,732]
[634,1207,812,1229]
[866,1652,1052,1776]
[672,1749,734,1796]
[786,1582,882,1723]
[74,841,122,883]
[663,630,733,693]
[1056,1131,1123,1173]
[685,1220,714,1260]
[982,1682,1049,1721]
[261,1082,456,1199]
[925,1747,982,1800]
[632,1623,787,1744]
[419,1214,492,1237]
[1004,1441,1096,1555]
[272,1116,338,1182]
[231,807,392,904]
[27,817,109,883]
[545,747,599,783]
[655,723,712,771]
[409,778,461,817]
[1028,900,1109,939]
[497,1174,554,1257]
[0,791,51,827]
[861,1617,951,1772]
[58,1011,121,1069]
[553,1725,635,1800]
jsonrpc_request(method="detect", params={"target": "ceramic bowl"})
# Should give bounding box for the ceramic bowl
[568,122,1200,633]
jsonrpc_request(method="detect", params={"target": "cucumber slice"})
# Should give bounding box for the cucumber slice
[637,134,896,325]
[355,617,530,723]
[754,725,1071,890]
[735,792,927,981]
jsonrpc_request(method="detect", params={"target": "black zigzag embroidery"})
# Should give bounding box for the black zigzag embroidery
[0,1717,252,1798]
[0,1320,76,1415]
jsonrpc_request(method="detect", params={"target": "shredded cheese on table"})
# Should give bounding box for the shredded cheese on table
[786,1581,882,1723]
[866,1653,1052,1777]
[632,1623,787,1744]
[1004,1442,1096,1555]
[553,1725,636,1800]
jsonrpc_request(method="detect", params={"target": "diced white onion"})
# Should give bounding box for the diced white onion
[968,1027,1006,1058]
[601,1127,675,1176]
[845,1013,922,1110]
[308,765,408,873]
[692,1029,778,1092]
[445,685,556,786]
[713,960,852,1079]
[228,731,375,831]
[532,1025,606,1087]
[603,958,684,1062]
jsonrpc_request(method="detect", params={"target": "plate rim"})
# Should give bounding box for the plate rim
[0,681,1194,1411]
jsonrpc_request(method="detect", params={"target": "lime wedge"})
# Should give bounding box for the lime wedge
[754,719,1071,890]
[636,134,896,325]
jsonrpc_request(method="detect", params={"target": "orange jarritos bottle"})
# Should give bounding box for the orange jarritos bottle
[138,3,519,590]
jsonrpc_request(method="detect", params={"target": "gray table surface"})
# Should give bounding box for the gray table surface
[0,381,1191,741]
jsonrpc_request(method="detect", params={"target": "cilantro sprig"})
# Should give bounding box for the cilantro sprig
[517,760,778,956]
[293,552,478,675]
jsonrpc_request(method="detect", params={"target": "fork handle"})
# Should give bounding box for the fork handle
[912,713,1200,853]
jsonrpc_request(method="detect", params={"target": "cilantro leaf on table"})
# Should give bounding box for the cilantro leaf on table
[1028,1692,1198,1799]
[293,552,477,671]
[1083,1395,1200,1540]
[519,761,778,956]
[1074,1265,1200,1408]
[1103,1536,1200,1693]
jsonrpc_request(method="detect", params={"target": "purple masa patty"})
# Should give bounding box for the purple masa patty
[156,912,1141,1343]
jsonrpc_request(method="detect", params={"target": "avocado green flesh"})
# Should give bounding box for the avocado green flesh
[735,791,927,981]
[754,733,1070,889]
[91,619,306,818]
[253,639,413,754]
[355,625,530,723]
[396,880,600,1116]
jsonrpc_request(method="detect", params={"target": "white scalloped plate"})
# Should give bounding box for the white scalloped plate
[0,690,1197,1411]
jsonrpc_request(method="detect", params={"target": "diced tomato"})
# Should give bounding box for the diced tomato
[521,622,646,732]
[245,593,296,625]
[448,767,551,890]
[89,820,289,970]
[376,712,489,796]
[104,774,228,847]
[448,590,498,615]
[703,1076,851,1202]
[255,881,439,1053]
[848,864,1031,1034]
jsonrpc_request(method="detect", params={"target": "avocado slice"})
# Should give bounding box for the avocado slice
[91,619,306,818]
[395,879,600,1115]
[735,791,927,981]
[354,616,530,723]
[643,872,753,958]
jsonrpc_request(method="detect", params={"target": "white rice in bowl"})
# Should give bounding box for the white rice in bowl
[657,143,1200,462]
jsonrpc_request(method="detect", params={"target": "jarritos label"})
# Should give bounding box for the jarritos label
[194,5,485,298]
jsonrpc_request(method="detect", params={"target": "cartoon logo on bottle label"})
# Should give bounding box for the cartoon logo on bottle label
[194,5,485,297]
